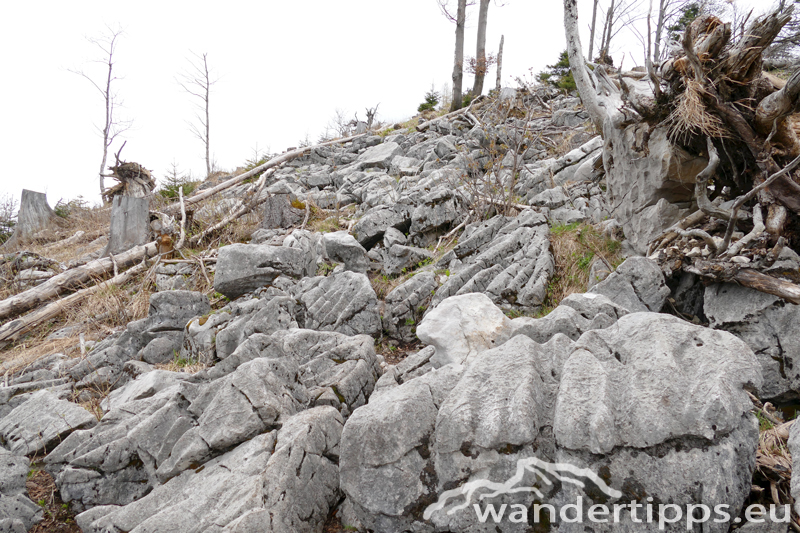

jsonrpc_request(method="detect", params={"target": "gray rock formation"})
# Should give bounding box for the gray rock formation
[214,243,308,299]
[705,283,800,402]
[295,271,381,337]
[341,295,762,533]
[589,256,669,312]
[383,272,438,343]
[417,292,510,368]
[323,231,369,273]
[0,448,41,531]
[432,210,553,309]
[0,390,97,456]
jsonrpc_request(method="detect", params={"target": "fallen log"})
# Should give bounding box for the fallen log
[162,133,368,215]
[0,260,150,346]
[685,260,800,304]
[0,241,158,322]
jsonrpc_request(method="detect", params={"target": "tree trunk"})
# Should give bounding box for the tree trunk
[472,0,491,96]
[3,190,60,249]
[495,35,504,91]
[0,241,158,322]
[103,195,151,256]
[588,0,600,61]
[563,0,605,131]
[599,0,616,64]
[204,57,211,177]
[0,260,150,345]
[653,0,668,62]
[450,0,467,112]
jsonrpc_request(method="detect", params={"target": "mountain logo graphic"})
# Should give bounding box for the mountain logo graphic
[423,456,623,520]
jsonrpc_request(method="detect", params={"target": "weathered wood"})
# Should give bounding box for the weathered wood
[0,241,157,322]
[162,133,367,216]
[0,260,149,345]
[686,260,800,304]
[103,195,150,256]
[3,190,60,249]
[734,269,800,304]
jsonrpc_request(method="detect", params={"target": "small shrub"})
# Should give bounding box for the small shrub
[418,87,440,113]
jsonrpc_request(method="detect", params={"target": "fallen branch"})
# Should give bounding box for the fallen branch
[163,133,367,215]
[685,260,800,304]
[189,169,275,244]
[416,95,486,132]
[0,241,158,322]
[176,186,187,251]
[0,260,150,346]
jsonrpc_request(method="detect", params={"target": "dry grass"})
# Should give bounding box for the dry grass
[539,222,624,315]
[369,272,413,300]
[668,79,728,143]
[155,360,208,374]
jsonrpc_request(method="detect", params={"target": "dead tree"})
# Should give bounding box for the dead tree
[564,0,800,300]
[179,52,217,178]
[2,190,61,249]
[495,35,504,91]
[365,104,380,130]
[472,0,491,96]
[439,0,471,111]
[71,25,132,201]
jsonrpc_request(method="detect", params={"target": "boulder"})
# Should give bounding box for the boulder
[0,448,41,531]
[383,244,433,276]
[352,204,412,249]
[260,194,304,229]
[417,293,511,368]
[77,407,344,533]
[383,272,438,343]
[704,283,800,402]
[358,142,404,169]
[296,271,381,337]
[214,243,307,299]
[342,301,762,532]
[589,256,669,312]
[323,231,369,273]
[0,390,97,456]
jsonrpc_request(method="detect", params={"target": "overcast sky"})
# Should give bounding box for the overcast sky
[0,0,770,207]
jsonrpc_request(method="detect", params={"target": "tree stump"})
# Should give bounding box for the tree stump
[2,190,60,249]
[104,195,150,256]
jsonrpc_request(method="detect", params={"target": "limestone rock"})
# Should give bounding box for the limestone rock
[0,390,97,456]
[417,293,511,368]
[214,243,307,299]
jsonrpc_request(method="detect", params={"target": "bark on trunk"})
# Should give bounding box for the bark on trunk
[472,0,490,96]
[495,35,504,91]
[2,190,60,249]
[0,241,158,321]
[451,0,467,112]
[0,260,149,345]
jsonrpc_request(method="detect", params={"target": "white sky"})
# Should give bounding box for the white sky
[0,0,770,207]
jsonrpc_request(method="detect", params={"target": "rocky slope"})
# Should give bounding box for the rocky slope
[0,87,798,532]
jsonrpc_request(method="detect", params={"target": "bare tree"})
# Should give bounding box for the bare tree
[472,0,491,95]
[365,104,380,129]
[179,52,218,178]
[595,0,645,64]
[589,0,601,60]
[496,35,505,91]
[439,0,472,111]
[71,25,132,201]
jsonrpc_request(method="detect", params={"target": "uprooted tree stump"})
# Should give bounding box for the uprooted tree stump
[564,1,800,301]
[2,190,62,249]
[102,152,156,256]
